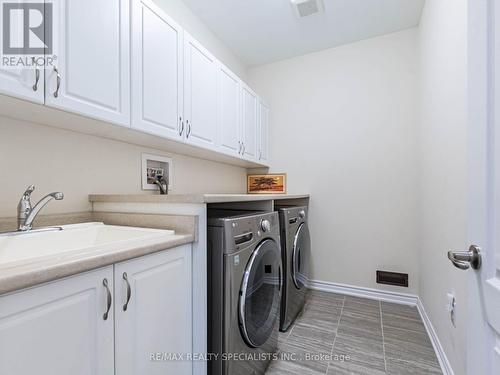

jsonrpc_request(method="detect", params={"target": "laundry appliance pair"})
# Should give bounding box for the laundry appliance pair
[207,205,311,375]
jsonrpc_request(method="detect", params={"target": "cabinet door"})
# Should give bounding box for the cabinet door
[0,66,44,103]
[131,0,183,139]
[184,34,217,149]
[241,85,258,161]
[0,1,44,103]
[258,101,270,164]
[217,65,241,156]
[0,266,114,375]
[115,245,192,375]
[45,0,130,126]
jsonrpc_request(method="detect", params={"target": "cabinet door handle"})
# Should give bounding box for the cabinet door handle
[186,120,191,138]
[259,149,262,160]
[33,68,40,92]
[102,278,112,320]
[179,117,184,136]
[53,66,61,98]
[242,143,245,155]
[122,272,132,311]
[238,141,242,154]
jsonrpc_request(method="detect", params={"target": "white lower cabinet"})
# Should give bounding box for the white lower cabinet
[115,244,192,375]
[0,245,192,375]
[0,266,115,375]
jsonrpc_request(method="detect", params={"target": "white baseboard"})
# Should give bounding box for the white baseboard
[417,298,454,375]
[309,279,453,375]
[309,279,419,305]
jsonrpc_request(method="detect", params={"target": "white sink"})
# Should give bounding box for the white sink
[0,222,175,267]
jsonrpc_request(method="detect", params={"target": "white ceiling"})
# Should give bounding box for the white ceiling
[181,0,425,67]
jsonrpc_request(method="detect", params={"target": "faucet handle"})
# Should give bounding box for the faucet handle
[22,185,35,198]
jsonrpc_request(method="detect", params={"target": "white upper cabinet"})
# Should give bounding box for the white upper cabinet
[131,0,183,139]
[0,2,44,103]
[241,85,258,161]
[217,65,241,156]
[0,66,44,104]
[45,0,130,126]
[115,245,192,375]
[183,33,218,149]
[259,100,270,163]
[0,266,115,375]
[0,0,269,166]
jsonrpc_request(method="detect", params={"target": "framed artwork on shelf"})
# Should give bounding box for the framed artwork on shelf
[247,174,287,194]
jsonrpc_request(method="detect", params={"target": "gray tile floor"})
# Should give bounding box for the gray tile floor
[266,291,442,375]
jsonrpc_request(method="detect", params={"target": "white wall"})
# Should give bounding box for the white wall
[248,29,420,294]
[418,0,468,373]
[0,117,247,217]
[153,0,247,78]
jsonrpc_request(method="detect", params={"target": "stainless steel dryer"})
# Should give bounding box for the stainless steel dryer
[276,206,311,332]
[207,210,281,375]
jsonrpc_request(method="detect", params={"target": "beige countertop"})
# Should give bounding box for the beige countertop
[0,231,194,295]
[89,193,310,204]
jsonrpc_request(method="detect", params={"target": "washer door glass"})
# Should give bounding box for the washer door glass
[239,239,281,348]
[292,222,311,289]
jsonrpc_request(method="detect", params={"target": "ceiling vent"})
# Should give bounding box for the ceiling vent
[291,0,324,18]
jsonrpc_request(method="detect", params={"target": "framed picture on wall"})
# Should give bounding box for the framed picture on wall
[247,174,287,194]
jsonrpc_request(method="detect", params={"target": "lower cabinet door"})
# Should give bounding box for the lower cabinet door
[0,266,115,375]
[114,245,193,375]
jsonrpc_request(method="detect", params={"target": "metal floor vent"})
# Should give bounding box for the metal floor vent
[376,270,409,287]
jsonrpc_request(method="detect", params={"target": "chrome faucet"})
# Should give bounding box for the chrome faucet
[17,185,64,231]
[154,175,169,195]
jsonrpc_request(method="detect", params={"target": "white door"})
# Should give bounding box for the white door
[131,0,183,139]
[462,1,500,374]
[241,85,258,161]
[184,33,217,149]
[46,0,130,126]
[0,267,114,375]
[0,0,44,103]
[115,245,192,375]
[217,64,241,156]
[258,100,270,164]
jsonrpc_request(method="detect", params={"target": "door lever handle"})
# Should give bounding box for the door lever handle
[447,245,482,270]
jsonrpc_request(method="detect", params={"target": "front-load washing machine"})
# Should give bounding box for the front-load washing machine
[275,206,311,332]
[207,210,281,375]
